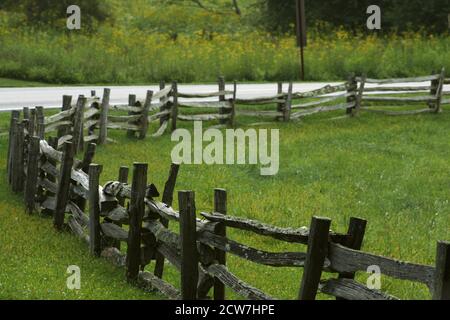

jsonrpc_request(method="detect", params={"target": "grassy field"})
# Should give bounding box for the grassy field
[1,102,450,300]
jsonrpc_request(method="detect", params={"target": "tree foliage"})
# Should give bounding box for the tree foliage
[0,0,110,30]
[261,0,450,34]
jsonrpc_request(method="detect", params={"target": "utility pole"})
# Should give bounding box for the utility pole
[295,0,307,81]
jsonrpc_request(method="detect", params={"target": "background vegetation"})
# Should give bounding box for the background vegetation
[0,0,448,84]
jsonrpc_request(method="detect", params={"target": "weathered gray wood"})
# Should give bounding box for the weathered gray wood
[54,142,75,230]
[153,83,172,100]
[213,189,227,300]
[88,164,102,256]
[178,113,231,122]
[336,217,367,300]
[46,107,75,126]
[433,68,446,113]
[363,95,437,103]
[236,110,284,118]
[127,94,138,138]
[101,247,127,268]
[107,122,141,131]
[178,101,233,110]
[67,216,90,245]
[276,82,283,118]
[178,92,234,99]
[328,242,435,288]
[12,121,25,193]
[57,95,73,140]
[139,90,153,139]
[101,222,129,241]
[98,88,110,145]
[179,191,199,300]
[236,99,286,105]
[359,74,440,84]
[293,84,348,99]
[158,81,169,126]
[201,212,347,245]
[346,75,358,115]
[319,278,399,300]
[72,96,86,154]
[45,120,72,134]
[24,136,40,214]
[283,82,293,121]
[126,163,148,282]
[291,102,355,119]
[171,82,178,132]
[299,216,332,300]
[355,76,366,114]
[7,111,20,181]
[198,229,309,267]
[110,104,142,113]
[154,163,180,278]
[360,107,434,116]
[229,81,237,126]
[152,120,169,137]
[205,264,274,300]
[138,271,181,300]
[291,93,351,110]
[67,201,89,228]
[433,241,450,300]
[364,86,431,92]
[109,115,142,123]
[83,107,99,120]
[38,177,57,193]
[117,166,129,207]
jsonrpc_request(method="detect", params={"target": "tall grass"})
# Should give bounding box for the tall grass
[0,13,449,84]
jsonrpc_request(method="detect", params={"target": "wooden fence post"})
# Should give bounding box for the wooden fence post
[154,163,180,278]
[229,81,237,127]
[117,166,129,207]
[159,81,168,126]
[99,88,111,145]
[126,163,148,282]
[298,216,331,300]
[89,164,103,257]
[434,68,446,113]
[29,109,36,138]
[277,82,283,117]
[336,217,367,300]
[346,74,358,116]
[213,188,227,300]
[58,95,73,138]
[12,121,25,193]
[355,75,366,116]
[110,166,129,251]
[218,76,227,125]
[171,82,178,132]
[7,111,20,179]
[179,190,199,300]
[127,94,137,138]
[72,96,86,154]
[54,142,74,230]
[72,143,97,212]
[24,136,40,215]
[139,90,153,139]
[433,241,450,300]
[283,82,293,122]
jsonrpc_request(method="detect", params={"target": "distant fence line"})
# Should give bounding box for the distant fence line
[9,69,449,152]
[4,111,450,300]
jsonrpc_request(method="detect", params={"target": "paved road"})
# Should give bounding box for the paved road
[0,82,448,111]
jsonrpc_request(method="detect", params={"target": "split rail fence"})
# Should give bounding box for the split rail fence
[11,69,449,151]
[5,109,450,300]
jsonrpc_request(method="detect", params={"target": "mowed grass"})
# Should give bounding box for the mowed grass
[1,103,450,300]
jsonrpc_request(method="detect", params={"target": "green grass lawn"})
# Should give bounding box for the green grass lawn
[1,103,450,300]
